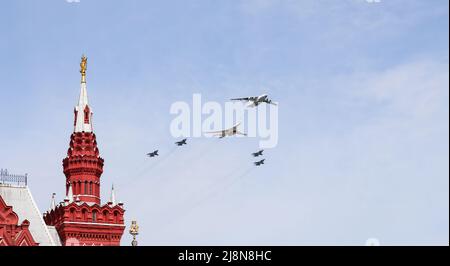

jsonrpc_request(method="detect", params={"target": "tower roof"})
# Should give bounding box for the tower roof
[74,55,93,133]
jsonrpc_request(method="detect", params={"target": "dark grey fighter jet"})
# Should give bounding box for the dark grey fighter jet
[254,159,265,166]
[252,150,264,157]
[175,139,187,146]
[147,150,159,157]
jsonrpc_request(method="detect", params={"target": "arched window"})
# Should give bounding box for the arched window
[92,211,97,222]
[70,208,76,221]
[84,181,88,194]
[114,211,119,223]
[103,210,109,222]
[82,209,87,220]
[89,182,93,195]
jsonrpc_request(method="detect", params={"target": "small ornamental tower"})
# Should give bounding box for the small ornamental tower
[44,56,125,246]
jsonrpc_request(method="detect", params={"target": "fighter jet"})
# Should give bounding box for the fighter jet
[231,94,277,107]
[146,150,159,157]
[175,139,187,146]
[205,122,247,138]
[252,150,264,157]
[254,159,265,166]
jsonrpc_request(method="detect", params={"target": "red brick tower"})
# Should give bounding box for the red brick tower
[44,55,125,246]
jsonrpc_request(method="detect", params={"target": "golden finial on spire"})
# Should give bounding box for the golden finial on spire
[129,220,139,246]
[80,54,87,83]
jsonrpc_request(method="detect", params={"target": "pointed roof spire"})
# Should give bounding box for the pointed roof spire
[74,54,93,133]
[50,193,56,210]
[109,184,116,205]
[67,183,74,203]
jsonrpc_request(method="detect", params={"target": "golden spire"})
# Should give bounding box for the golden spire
[80,54,87,83]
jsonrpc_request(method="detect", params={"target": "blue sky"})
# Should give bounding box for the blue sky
[0,0,448,245]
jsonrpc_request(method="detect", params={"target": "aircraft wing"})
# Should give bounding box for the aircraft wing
[231,97,250,101]
[231,122,241,129]
[204,129,225,134]
[231,96,257,101]
[231,125,243,132]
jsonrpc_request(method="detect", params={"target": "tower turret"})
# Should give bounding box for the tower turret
[44,56,125,246]
[63,55,102,204]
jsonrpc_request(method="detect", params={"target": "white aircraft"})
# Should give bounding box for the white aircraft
[205,122,247,138]
[231,94,277,107]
